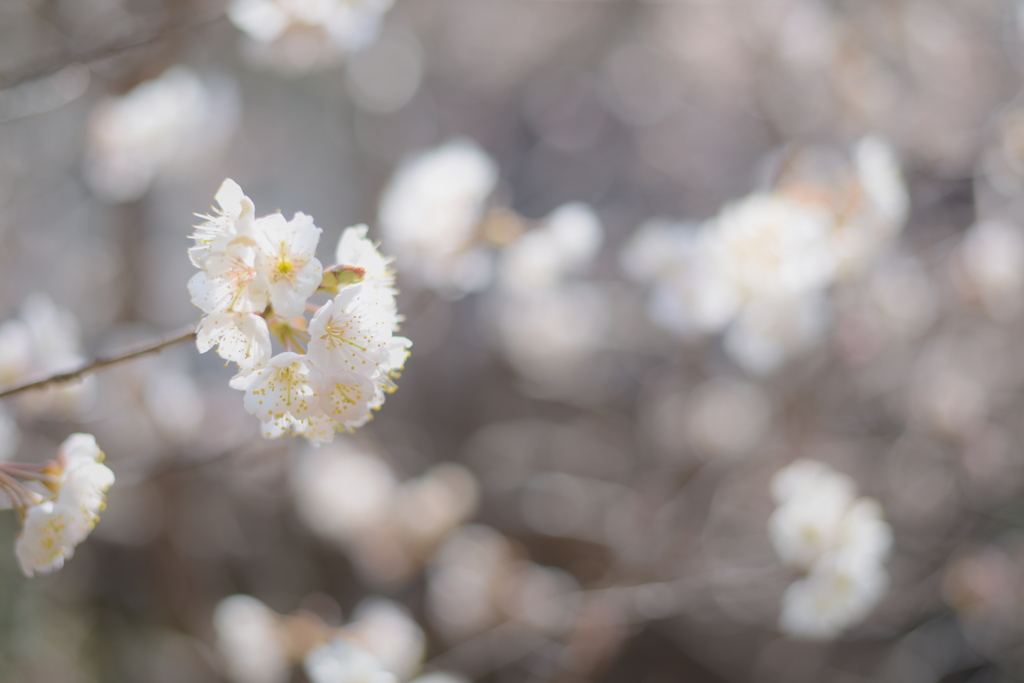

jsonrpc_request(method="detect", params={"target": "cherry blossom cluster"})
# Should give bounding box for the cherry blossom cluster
[623,136,908,374]
[0,433,114,577]
[768,460,893,639]
[188,179,410,444]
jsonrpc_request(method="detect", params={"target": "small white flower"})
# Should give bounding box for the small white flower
[213,595,289,683]
[189,240,269,315]
[196,311,273,377]
[190,178,258,268]
[307,285,397,377]
[779,551,888,640]
[303,638,398,683]
[316,368,376,427]
[708,193,837,300]
[241,352,320,422]
[16,501,78,577]
[335,224,397,301]
[768,483,854,571]
[769,460,893,639]
[15,433,114,577]
[771,459,857,505]
[253,212,324,318]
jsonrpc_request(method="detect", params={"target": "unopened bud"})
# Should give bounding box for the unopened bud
[319,265,367,294]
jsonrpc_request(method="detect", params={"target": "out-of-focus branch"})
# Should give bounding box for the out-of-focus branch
[0,323,197,399]
[0,13,225,90]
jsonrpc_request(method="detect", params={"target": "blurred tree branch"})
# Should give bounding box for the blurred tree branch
[0,12,225,90]
[0,323,197,399]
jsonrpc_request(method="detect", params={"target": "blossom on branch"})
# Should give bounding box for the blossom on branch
[14,433,114,577]
[188,180,410,444]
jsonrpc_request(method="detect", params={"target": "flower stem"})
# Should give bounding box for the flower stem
[0,323,197,400]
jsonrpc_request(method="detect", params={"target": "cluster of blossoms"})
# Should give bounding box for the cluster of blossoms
[768,460,893,639]
[0,433,114,577]
[228,0,394,74]
[188,179,409,444]
[623,136,908,374]
[213,593,437,683]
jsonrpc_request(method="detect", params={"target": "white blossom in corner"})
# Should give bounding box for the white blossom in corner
[15,433,114,577]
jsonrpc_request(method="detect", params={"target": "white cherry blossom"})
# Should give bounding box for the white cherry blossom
[15,433,114,577]
[253,212,324,318]
[241,352,319,422]
[189,240,269,315]
[316,368,376,427]
[308,285,396,377]
[197,312,272,378]
[779,551,889,640]
[190,178,258,268]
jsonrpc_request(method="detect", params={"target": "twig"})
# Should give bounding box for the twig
[0,323,197,399]
[0,13,225,90]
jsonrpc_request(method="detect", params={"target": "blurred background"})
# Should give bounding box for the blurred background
[0,0,1023,681]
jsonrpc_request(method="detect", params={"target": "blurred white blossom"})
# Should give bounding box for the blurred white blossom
[292,444,478,585]
[624,137,908,374]
[84,66,238,203]
[213,595,289,683]
[230,0,394,74]
[349,598,425,681]
[380,139,499,295]
[769,460,892,639]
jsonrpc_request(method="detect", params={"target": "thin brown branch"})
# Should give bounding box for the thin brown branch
[0,323,197,400]
[0,13,225,90]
